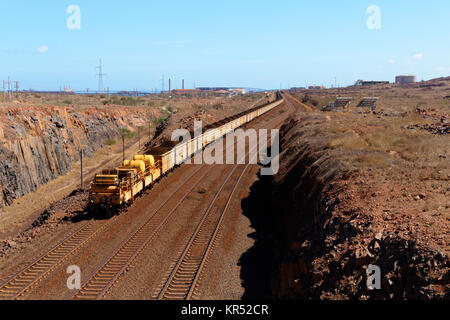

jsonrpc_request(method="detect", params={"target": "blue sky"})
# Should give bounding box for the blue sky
[0,0,449,91]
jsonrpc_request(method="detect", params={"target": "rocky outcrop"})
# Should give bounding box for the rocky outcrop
[0,106,158,207]
[241,114,449,300]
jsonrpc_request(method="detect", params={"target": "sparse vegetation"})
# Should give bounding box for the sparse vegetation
[153,117,167,124]
[110,96,144,106]
[302,93,319,106]
[120,127,135,139]
[213,103,223,110]
[105,138,116,146]
[193,103,204,110]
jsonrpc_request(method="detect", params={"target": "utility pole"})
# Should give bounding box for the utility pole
[138,126,141,150]
[169,78,171,96]
[149,122,152,141]
[96,59,106,93]
[80,150,84,191]
[14,81,19,98]
[8,77,12,100]
[122,135,125,162]
[161,74,165,93]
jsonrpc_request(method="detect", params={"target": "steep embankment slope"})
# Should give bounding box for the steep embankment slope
[244,111,449,299]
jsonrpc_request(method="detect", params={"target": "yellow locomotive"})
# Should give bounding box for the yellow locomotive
[88,155,161,216]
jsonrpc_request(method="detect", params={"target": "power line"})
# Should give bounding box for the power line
[160,74,165,93]
[96,59,106,93]
[14,81,19,97]
[6,77,12,100]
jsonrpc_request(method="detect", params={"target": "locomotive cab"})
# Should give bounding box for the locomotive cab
[88,169,120,207]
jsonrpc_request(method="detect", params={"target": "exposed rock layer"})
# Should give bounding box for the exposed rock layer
[0,106,157,207]
[242,114,449,300]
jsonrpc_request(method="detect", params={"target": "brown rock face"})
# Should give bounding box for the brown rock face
[0,106,156,207]
[240,114,449,300]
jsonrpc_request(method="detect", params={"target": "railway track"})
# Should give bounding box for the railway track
[0,165,202,301]
[154,111,291,300]
[69,104,289,300]
[0,218,117,300]
[155,164,249,300]
[68,165,211,300]
[67,132,254,300]
[281,91,314,111]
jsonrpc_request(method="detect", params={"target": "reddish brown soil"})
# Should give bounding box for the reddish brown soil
[240,92,449,300]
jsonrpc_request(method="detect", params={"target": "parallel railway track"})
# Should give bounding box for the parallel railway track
[0,165,202,300]
[70,104,290,300]
[0,219,116,300]
[68,165,210,300]
[155,164,249,300]
[155,110,292,300]
[68,127,259,300]
[281,91,314,111]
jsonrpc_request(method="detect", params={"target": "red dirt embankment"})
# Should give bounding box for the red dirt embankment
[244,112,449,300]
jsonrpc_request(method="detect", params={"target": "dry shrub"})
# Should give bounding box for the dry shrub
[326,132,367,150]
[353,153,391,168]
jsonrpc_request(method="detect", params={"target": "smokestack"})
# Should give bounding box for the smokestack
[182,79,185,90]
[169,79,171,95]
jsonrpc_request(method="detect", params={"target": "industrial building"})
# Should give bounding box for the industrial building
[172,89,202,96]
[395,75,417,84]
[356,80,390,86]
[308,86,325,90]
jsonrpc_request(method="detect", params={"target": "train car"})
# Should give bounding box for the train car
[87,97,284,216]
[88,157,160,216]
[132,155,161,187]
[88,165,142,217]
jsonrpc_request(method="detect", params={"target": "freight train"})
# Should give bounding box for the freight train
[87,93,283,216]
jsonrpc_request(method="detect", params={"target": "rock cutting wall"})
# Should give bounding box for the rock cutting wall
[241,114,449,300]
[0,106,157,208]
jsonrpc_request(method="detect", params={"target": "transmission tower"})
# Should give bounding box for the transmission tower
[96,59,106,93]
[7,77,11,100]
[14,81,19,97]
[160,74,165,93]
